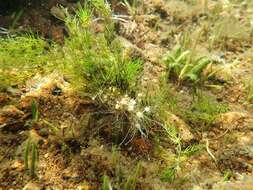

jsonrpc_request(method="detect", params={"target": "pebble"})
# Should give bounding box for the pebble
[23,182,41,190]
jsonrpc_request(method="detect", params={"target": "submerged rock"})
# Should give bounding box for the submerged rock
[0,105,24,123]
[62,168,81,182]
[22,71,72,98]
[29,129,43,144]
[213,175,253,190]
[113,36,143,59]
[0,93,9,106]
[215,112,248,129]
[22,181,41,190]
[0,105,25,131]
[167,112,195,144]
[11,160,24,172]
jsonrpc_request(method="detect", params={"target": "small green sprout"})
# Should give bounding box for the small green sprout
[223,170,233,181]
[160,167,177,182]
[182,144,205,157]
[102,175,112,190]
[43,120,59,134]
[24,139,31,170]
[23,139,38,178]
[30,143,38,177]
[31,99,39,122]
[248,83,253,103]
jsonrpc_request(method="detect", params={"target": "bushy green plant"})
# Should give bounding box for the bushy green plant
[62,5,142,93]
[164,45,211,83]
[0,1,140,94]
[0,2,146,143]
[61,5,148,142]
[0,35,49,89]
[164,45,190,78]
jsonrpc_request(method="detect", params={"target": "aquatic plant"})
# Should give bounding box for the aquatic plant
[23,139,38,178]
[184,92,229,128]
[0,35,49,89]
[31,99,39,122]
[164,45,211,84]
[102,162,142,190]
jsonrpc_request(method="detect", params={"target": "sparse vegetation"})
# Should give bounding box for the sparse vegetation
[102,162,142,190]
[184,92,229,128]
[209,16,251,50]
